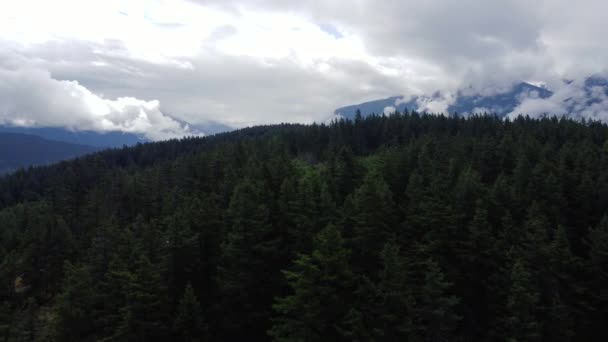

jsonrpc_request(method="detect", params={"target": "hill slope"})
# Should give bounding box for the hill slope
[1,114,608,341]
[0,126,143,148]
[0,133,98,174]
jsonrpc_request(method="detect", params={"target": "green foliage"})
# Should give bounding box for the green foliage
[216,180,282,339]
[173,283,207,342]
[50,262,96,341]
[504,259,540,342]
[112,254,169,341]
[411,258,462,342]
[269,224,354,342]
[347,171,397,271]
[0,115,607,341]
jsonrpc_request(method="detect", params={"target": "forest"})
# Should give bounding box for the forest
[1,111,608,341]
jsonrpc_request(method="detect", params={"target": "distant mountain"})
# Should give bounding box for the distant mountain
[563,75,608,111]
[334,82,553,120]
[191,121,235,136]
[0,120,238,147]
[0,126,143,148]
[334,96,407,120]
[449,82,553,116]
[0,133,98,174]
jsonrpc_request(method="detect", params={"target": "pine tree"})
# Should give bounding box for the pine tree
[216,180,279,340]
[454,200,499,340]
[587,216,608,339]
[114,254,169,342]
[269,224,355,342]
[173,283,207,342]
[504,259,540,342]
[327,146,358,203]
[162,214,199,311]
[11,297,37,342]
[544,225,576,342]
[279,173,317,255]
[372,240,411,340]
[0,301,10,340]
[410,258,461,342]
[51,262,96,341]
[348,171,397,272]
[186,194,223,312]
[94,256,132,340]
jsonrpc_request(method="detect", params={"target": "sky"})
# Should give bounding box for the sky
[1,0,608,140]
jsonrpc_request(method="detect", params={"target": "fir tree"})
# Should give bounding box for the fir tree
[173,283,208,342]
[114,254,169,342]
[216,180,279,340]
[269,224,355,342]
[348,171,397,272]
[411,258,461,342]
[51,262,96,341]
[504,259,540,342]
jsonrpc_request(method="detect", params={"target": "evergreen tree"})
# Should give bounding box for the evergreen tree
[544,225,576,342]
[410,258,461,342]
[216,180,280,340]
[173,283,208,342]
[504,259,540,342]
[348,171,397,272]
[370,240,412,340]
[0,112,608,341]
[269,224,355,342]
[114,254,169,342]
[587,216,608,339]
[162,214,199,311]
[51,262,96,341]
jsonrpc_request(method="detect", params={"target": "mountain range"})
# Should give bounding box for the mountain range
[0,120,239,174]
[334,75,608,121]
[2,75,607,174]
[0,133,99,174]
[0,126,143,148]
[335,81,554,120]
[0,119,236,148]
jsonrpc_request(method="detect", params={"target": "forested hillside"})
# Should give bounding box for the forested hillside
[0,133,98,174]
[2,112,608,341]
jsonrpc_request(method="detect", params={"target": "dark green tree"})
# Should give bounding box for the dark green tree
[51,262,96,341]
[348,171,397,272]
[587,216,608,339]
[370,240,412,340]
[173,283,208,342]
[216,180,280,340]
[114,254,169,342]
[504,259,540,342]
[269,224,355,342]
[410,258,461,342]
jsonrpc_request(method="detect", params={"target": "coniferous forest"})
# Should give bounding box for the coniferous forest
[2,112,608,341]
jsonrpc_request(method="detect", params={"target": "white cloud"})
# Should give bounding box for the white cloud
[383,106,395,115]
[2,0,608,138]
[416,93,457,114]
[508,78,608,122]
[0,67,195,140]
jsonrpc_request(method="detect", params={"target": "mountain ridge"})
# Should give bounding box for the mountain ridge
[0,132,99,174]
[335,81,553,120]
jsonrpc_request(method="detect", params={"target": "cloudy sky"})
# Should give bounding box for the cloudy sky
[1,0,607,139]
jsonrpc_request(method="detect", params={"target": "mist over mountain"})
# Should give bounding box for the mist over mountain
[335,81,554,119]
[335,75,608,122]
